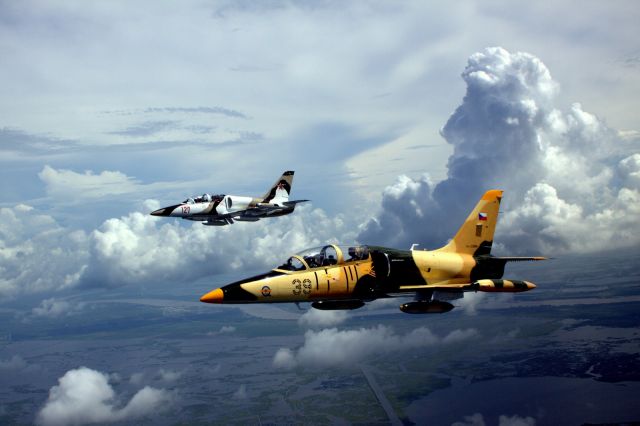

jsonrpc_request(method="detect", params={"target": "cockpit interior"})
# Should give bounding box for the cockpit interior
[276,245,370,271]
[182,194,225,204]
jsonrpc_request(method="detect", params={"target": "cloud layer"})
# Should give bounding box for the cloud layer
[36,367,171,426]
[273,325,477,369]
[359,47,640,255]
[0,200,352,298]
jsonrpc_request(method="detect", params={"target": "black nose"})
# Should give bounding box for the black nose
[150,204,181,216]
[150,208,169,216]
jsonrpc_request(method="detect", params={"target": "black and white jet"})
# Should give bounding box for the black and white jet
[150,171,308,226]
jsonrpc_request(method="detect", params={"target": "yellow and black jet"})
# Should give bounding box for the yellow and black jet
[200,190,546,314]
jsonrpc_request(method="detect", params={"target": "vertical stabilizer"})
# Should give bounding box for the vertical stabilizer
[437,189,503,255]
[262,171,294,203]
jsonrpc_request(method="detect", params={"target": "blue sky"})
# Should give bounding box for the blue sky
[1,1,639,296]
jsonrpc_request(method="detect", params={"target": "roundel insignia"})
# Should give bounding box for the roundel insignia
[261,286,271,297]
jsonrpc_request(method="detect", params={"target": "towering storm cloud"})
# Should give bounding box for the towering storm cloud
[359,47,640,254]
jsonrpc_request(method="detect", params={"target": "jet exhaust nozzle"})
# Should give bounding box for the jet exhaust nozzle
[399,300,454,314]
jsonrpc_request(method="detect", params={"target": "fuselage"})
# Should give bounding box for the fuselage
[150,171,305,226]
[200,244,536,308]
[150,194,293,221]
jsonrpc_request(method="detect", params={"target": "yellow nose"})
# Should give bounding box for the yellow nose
[200,288,224,303]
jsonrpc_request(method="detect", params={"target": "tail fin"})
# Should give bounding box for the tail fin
[437,189,503,255]
[261,171,294,203]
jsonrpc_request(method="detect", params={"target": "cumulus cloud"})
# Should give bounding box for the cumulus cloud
[32,298,85,318]
[499,414,536,426]
[36,367,172,426]
[37,166,192,205]
[1,199,352,298]
[39,166,140,199]
[358,47,640,255]
[453,413,536,426]
[82,202,352,288]
[272,325,477,369]
[0,205,88,299]
[453,413,487,426]
[157,369,181,382]
[297,308,349,328]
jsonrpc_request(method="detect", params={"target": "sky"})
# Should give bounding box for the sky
[2,0,639,301]
[1,1,640,424]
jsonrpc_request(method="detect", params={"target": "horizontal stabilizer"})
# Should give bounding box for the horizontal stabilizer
[283,199,309,207]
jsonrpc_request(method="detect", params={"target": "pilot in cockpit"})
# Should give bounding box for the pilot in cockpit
[325,254,337,265]
[348,246,368,261]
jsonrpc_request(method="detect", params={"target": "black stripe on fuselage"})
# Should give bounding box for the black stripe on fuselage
[368,246,424,288]
[344,267,349,291]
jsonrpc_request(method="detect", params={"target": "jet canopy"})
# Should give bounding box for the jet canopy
[182,194,225,204]
[276,244,370,271]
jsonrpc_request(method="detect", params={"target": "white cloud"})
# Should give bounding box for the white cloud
[0,355,27,370]
[273,325,477,369]
[358,47,640,255]
[499,414,536,426]
[453,413,536,426]
[39,166,140,199]
[453,413,486,426]
[157,369,181,382]
[298,308,348,329]
[456,292,486,316]
[232,384,247,400]
[36,367,172,426]
[0,199,352,299]
[206,325,236,336]
[82,203,352,288]
[32,298,84,318]
[37,165,195,204]
[0,205,88,299]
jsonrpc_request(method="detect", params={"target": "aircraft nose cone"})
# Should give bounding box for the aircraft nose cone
[150,208,168,216]
[200,288,224,304]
